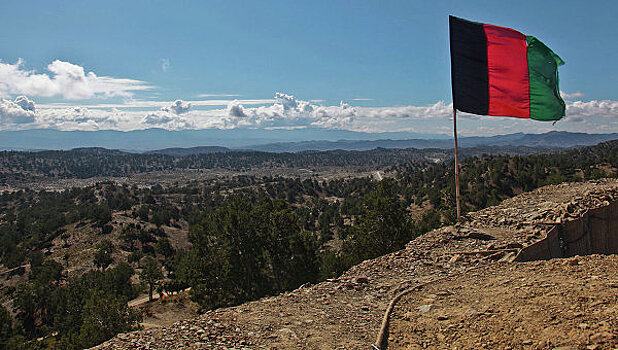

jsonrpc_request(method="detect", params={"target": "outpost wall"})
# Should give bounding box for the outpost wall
[466,179,618,261]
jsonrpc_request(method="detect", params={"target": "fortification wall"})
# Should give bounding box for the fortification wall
[516,200,618,261]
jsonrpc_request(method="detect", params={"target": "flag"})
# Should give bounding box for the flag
[449,16,565,121]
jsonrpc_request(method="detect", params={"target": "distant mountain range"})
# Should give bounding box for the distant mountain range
[143,146,231,156]
[149,131,618,154]
[0,128,616,153]
[0,128,446,151]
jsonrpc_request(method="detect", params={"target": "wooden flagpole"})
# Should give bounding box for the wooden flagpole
[453,107,461,223]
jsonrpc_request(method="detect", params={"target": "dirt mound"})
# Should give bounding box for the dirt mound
[95,179,618,349]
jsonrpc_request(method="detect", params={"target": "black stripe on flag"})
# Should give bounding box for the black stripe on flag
[449,16,489,115]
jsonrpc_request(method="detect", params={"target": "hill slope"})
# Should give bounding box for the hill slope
[96,179,618,349]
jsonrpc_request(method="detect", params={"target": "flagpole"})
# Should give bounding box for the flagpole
[453,107,461,223]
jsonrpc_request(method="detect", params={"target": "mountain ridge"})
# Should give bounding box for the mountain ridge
[1,129,614,153]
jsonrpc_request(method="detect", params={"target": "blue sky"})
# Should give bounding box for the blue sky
[0,0,617,136]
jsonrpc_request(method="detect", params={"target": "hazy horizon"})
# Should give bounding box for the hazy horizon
[0,129,614,152]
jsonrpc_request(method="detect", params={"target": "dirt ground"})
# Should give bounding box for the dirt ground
[98,254,618,350]
[388,255,618,350]
[138,292,200,330]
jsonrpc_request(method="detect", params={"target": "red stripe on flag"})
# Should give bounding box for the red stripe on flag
[483,24,530,118]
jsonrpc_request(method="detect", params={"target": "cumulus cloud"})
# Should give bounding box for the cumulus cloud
[143,113,174,125]
[0,96,36,124]
[161,99,191,114]
[14,95,35,112]
[35,105,123,130]
[141,111,194,130]
[564,100,618,122]
[227,100,247,118]
[0,59,152,100]
[221,93,341,129]
[6,91,618,134]
[274,92,314,112]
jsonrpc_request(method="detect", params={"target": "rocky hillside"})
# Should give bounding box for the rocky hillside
[96,179,618,349]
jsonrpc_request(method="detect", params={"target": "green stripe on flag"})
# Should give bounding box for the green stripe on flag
[526,36,566,121]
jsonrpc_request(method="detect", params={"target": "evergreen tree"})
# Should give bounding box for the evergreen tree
[93,240,115,271]
[140,256,163,301]
[78,290,141,348]
[346,180,413,262]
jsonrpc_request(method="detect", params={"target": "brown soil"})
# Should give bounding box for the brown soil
[138,292,200,330]
[387,254,618,349]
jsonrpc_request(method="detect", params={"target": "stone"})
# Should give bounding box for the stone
[449,254,463,264]
[464,307,478,316]
[277,327,299,340]
[590,332,614,343]
[417,304,434,313]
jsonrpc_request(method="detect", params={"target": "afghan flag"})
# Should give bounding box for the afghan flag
[449,16,565,121]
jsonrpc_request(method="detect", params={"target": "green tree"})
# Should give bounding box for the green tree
[95,203,112,227]
[155,237,175,259]
[93,240,115,271]
[345,180,413,262]
[128,251,143,268]
[0,304,13,346]
[140,256,163,301]
[78,290,141,348]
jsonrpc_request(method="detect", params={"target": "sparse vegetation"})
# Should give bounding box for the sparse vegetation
[0,140,616,348]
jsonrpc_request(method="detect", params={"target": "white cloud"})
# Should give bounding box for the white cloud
[0,96,36,124]
[564,100,618,122]
[195,93,241,98]
[274,92,314,112]
[36,105,122,130]
[143,112,173,125]
[14,96,35,112]
[561,91,585,99]
[160,58,170,72]
[0,59,152,100]
[161,99,191,114]
[5,92,618,135]
[140,111,194,129]
[37,98,274,109]
[227,100,247,118]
